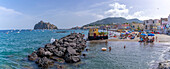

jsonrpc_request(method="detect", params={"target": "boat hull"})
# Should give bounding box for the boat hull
[88,36,108,40]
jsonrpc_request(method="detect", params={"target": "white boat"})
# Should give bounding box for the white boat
[101,47,107,51]
[17,31,20,33]
[50,38,56,43]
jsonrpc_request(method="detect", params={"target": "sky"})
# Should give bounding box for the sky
[0,0,170,29]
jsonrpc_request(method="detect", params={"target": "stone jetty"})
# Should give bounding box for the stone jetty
[28,33,86,68]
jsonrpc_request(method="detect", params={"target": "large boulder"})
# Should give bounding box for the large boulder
[67,47,77,54]
[52,41,61,47]
[158,61,170,69]
[69,43,77,48]
[65,53,80,63]
[64,47,80,63]
[44,51,53,57]
[58,47,66,52]
[50,56,65,63]
[45,44,56,52]
[28,51,38,61]
[37,48,46,57]
[35,57,54,68]
[52,49,64,57]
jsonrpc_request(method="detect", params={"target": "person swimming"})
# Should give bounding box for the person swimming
[109,47,111,51]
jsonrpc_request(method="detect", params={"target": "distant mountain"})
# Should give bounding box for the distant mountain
[34,21,58,29]
[83,17,143,27]
[127,18,143,23]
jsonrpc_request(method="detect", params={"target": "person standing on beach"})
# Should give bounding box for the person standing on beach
[156,36,157,42]
[152,36,155,42]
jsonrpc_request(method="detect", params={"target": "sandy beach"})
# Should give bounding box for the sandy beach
[88,34,170,43]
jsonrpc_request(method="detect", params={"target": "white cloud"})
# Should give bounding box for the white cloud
[134,11,143,16]
[129,6,133,9]
[104,2,151,20]
[0,6,22,15]
[105,2,129,17]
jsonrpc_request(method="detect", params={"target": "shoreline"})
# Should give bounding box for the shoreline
[88,34,170,43]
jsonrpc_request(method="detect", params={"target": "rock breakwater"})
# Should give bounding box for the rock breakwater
[28,33,86,68]
[157,60,170,69]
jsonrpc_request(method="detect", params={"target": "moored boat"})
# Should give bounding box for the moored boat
[88,28,108,40]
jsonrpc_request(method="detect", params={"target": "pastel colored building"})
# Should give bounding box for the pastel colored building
[168,15,170,24]
[143,19,160,31]
[131,23,144,31]
[161,18,168,25]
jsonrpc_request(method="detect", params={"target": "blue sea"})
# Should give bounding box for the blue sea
[0,29,169,69]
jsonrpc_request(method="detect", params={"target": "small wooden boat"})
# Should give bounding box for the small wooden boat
[101,47,107,51]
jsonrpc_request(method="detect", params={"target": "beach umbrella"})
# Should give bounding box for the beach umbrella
[126,32,129,34]
[151,32,154,34]
[132,32,135,34]
[128,31,132,33]
[141,33,147,36]
[121,33,125,34]
[148,33,155,36]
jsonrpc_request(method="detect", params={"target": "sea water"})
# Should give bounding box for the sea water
[0,29,169,69]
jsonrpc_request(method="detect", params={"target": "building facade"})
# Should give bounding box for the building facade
[131,23,144,31]
[144,19,160,31]
[168,15,170,25]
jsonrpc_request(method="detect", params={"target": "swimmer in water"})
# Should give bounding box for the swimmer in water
[86,49,89,51]
[109,47,111,51]
[82,54,86,58]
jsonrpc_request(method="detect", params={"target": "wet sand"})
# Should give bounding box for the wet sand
[88,34,170,43]
[155,34,170,43]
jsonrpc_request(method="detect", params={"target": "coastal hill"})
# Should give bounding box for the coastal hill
[34,21,58,29]
[83,17,143,27]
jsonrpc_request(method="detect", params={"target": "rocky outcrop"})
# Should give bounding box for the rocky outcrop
[34,20,58,29]
[157,60,170,69]
[28,33,86,68]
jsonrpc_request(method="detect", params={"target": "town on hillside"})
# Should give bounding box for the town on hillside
[73,15,170,35]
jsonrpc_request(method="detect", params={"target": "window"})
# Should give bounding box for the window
[145,25,147,29]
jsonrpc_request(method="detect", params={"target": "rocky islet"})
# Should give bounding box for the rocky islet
[28,33,86,68]
[34,21,58,30]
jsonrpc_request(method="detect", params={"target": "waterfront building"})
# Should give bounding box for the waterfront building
[153,19,161,32]
[144,19,154,31]
[144,19,160,32]
[131,22,144,31]
[161,18,168,25]
[160,18,168,33]
[121,23,131,29]
[168,14,170,26]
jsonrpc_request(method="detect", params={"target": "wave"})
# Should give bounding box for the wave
[149,43,170,69]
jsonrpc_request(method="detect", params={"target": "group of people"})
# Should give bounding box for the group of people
[120,34,135,39]
[139,36,155,43]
